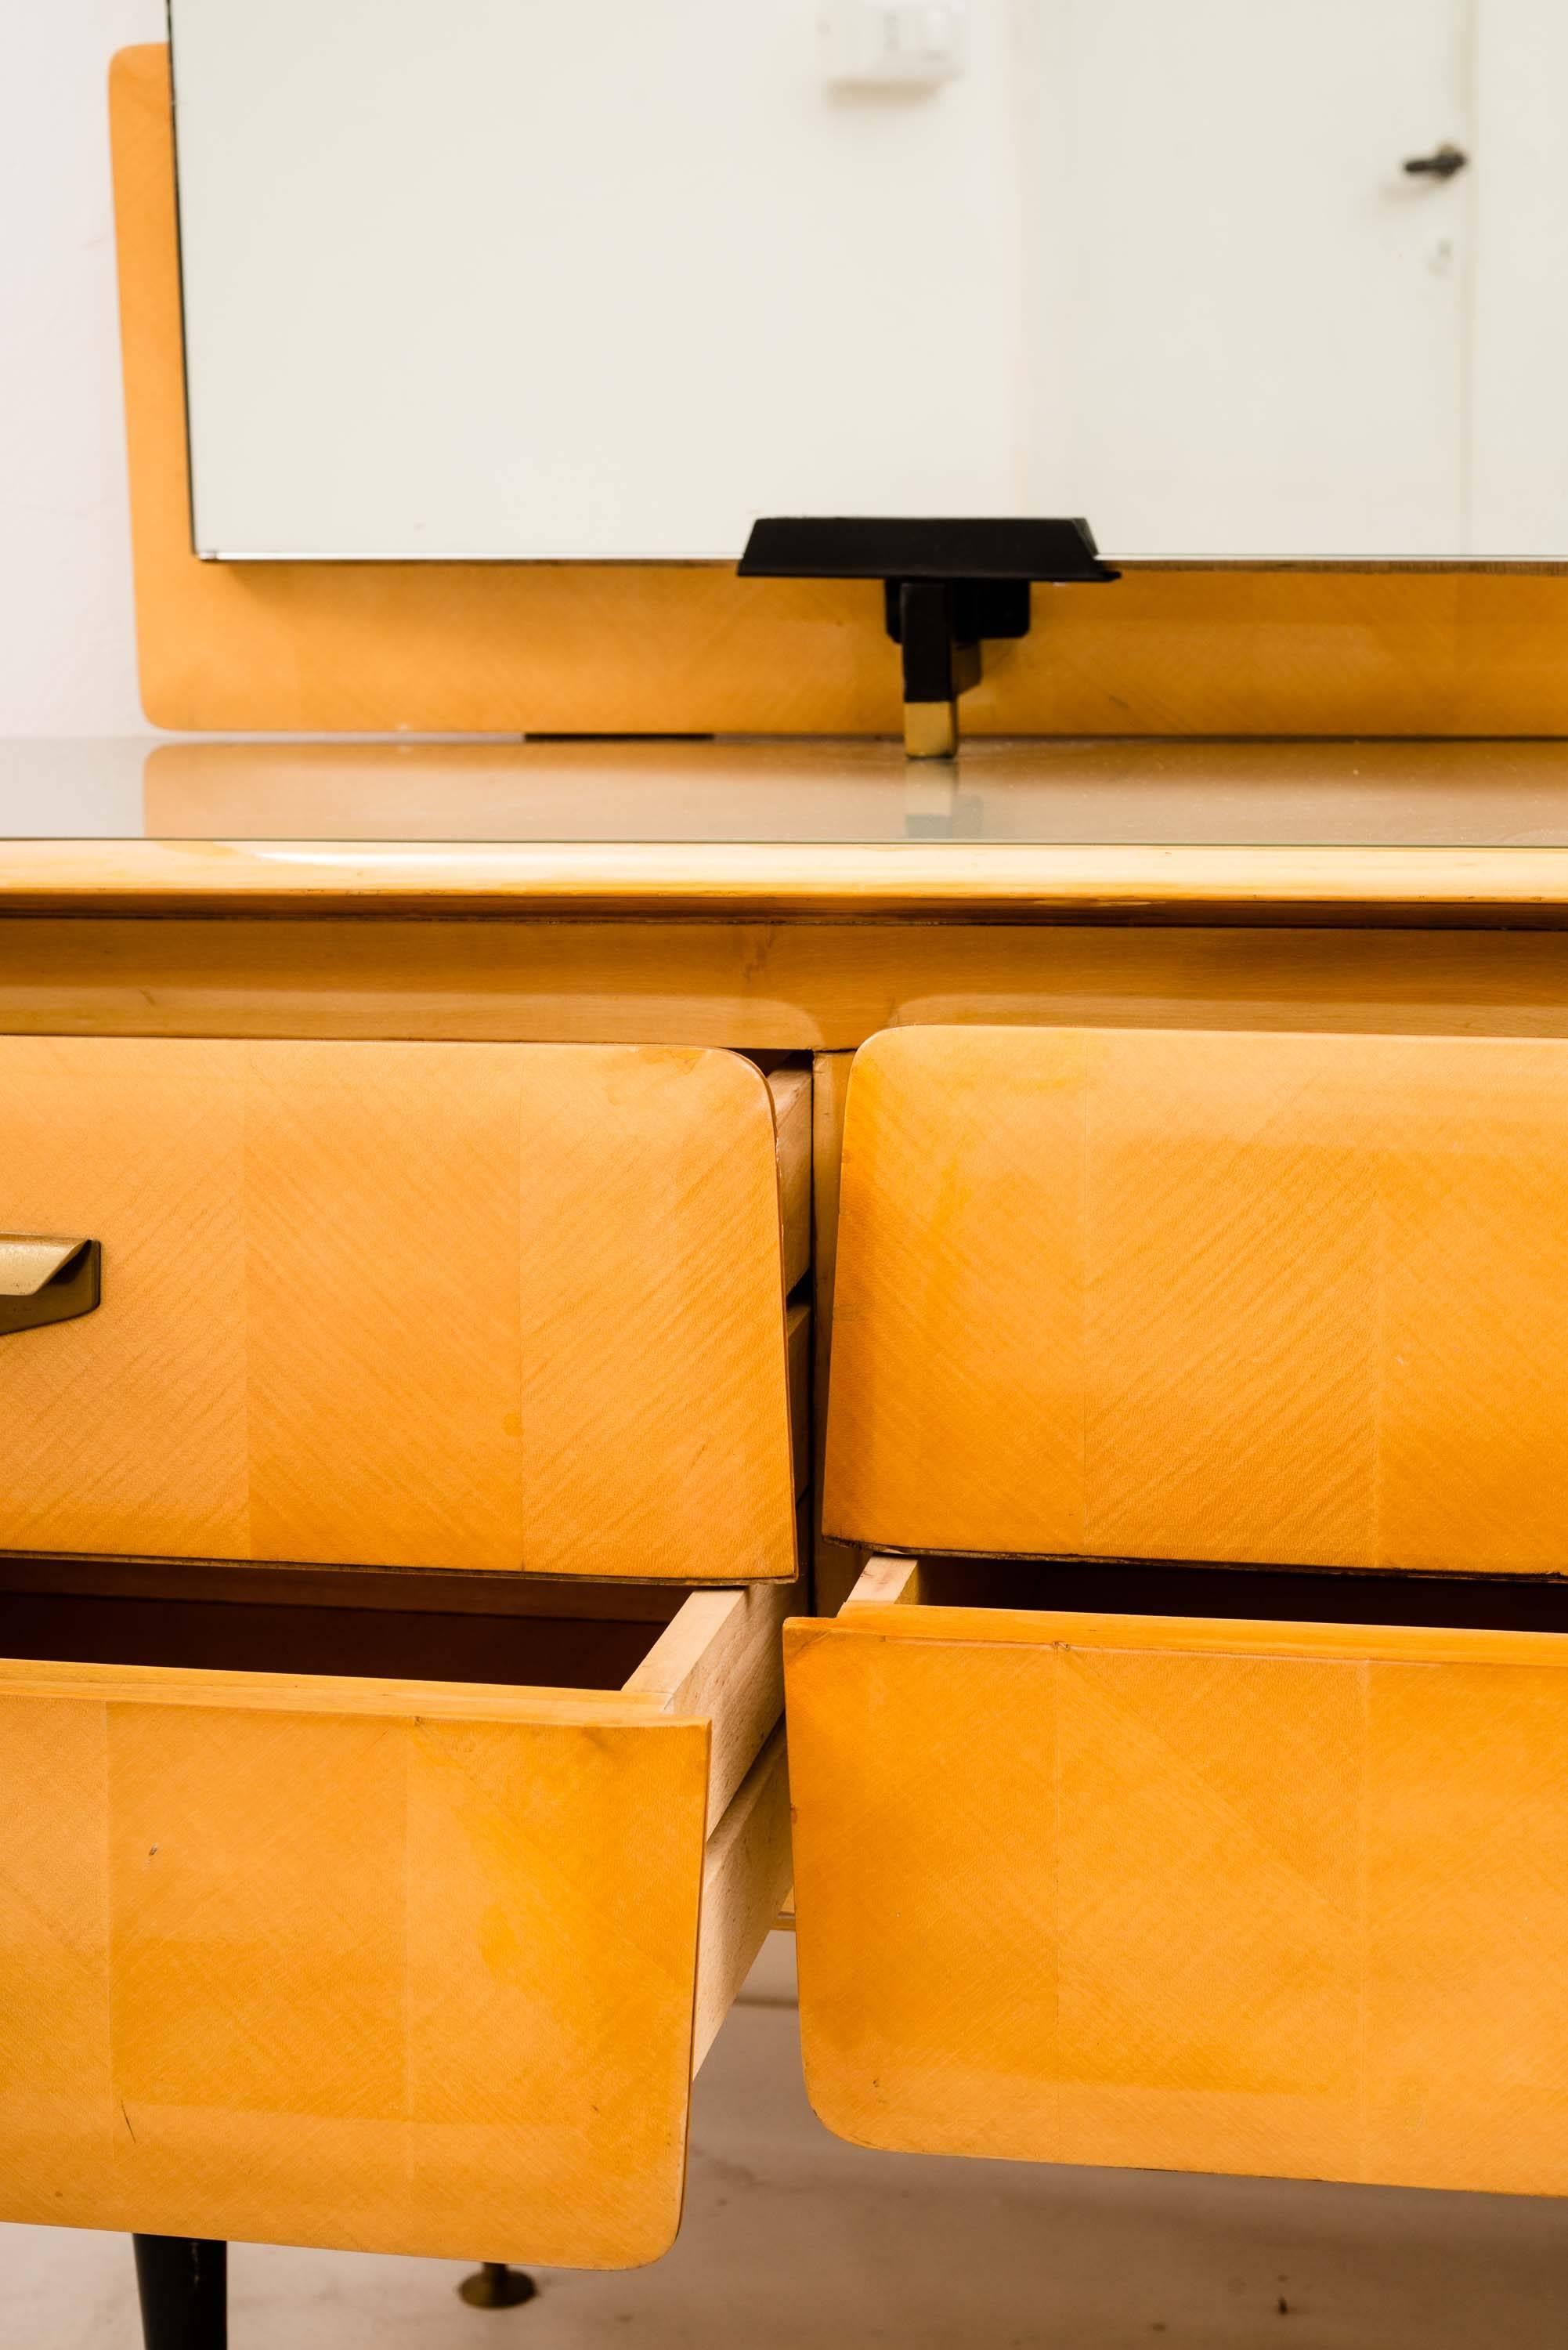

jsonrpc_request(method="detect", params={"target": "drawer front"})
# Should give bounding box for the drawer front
[0,1657,725,2265]
[826,1024,1568,1573]
[0,1037,796,1580]
[786,1596,1568,2196]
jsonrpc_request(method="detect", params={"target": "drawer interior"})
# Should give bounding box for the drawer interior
[0,1552,786,1820]
[0,1586,669,1688]
[900,1553,1568,1636]
[0,1553,689,1687]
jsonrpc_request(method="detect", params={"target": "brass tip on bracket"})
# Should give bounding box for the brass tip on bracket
[902,700,959,760]
[887,579,1003,762]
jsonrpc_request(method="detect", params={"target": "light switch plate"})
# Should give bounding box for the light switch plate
[818,1,967,90]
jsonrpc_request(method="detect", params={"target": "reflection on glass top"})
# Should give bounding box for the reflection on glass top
[7,738,1568,851]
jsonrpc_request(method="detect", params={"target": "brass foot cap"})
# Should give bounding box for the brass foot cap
[458,2264,539,2310]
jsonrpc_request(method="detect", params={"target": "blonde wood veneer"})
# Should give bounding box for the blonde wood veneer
[18,920,1568,1060]
[12,836,1568,921]
[770,1068,812,1295]
[808,1053,864,1617]
[692,1721,791,2070]
[0,1591,789,2265]
[625,1580,790,1820]
[0,1038,797,1581]
[826,1025,1568,1574]
[785,1559,1568,2194]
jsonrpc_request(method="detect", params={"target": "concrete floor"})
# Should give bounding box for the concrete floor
[5,1936,1566,2348]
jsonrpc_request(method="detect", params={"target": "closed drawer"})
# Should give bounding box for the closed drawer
[826,1025,1568,1574]
[786,1554,1568,2197]
[0,1038,803,1582]
[0,1566,789,2265]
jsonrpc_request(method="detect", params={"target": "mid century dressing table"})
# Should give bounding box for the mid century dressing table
[15,747,1568,2330]
[15,24,1568,2348]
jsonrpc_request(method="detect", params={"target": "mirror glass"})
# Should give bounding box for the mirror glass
[168,0,1562,562]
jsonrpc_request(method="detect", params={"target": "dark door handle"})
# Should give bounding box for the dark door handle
[1403,143,1469,179]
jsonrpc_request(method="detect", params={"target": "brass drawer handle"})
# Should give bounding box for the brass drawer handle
[0,1236,102,1337]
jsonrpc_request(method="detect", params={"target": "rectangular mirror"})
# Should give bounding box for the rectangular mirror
[167,0,1564,562]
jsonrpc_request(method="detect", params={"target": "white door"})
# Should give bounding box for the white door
[1017,0,1476,555]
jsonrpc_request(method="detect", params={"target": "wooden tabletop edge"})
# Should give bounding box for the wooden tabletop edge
[7,837,1568,922]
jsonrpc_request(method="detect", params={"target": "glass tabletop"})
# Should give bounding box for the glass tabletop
[8,736,1568,849]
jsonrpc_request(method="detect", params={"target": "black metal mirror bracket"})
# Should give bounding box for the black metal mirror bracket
[739,517,1120,758]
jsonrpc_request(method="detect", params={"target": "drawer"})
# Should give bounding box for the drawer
[0,1566,790,2265]
[826,1025,1568,1574]
[786,1554,1568,2197]
[0,1039,802,1582]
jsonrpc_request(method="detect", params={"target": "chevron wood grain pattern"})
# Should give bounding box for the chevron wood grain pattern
[111,44,1568,739]
[0,1588,783,2263]
[825,1024,1568,1574]
[784,1575,1568,2193]
[0,1037,796,1581]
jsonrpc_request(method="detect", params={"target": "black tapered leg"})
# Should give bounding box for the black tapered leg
[132,2236,226,2350]
[458,2261,537,2309]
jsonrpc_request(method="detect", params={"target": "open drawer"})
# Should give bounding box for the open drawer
[0,1039,808,1582]
[786,1553,1568,2198]
[0,1565,790,2265]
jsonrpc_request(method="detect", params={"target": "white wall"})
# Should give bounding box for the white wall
[1,2,164,738]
